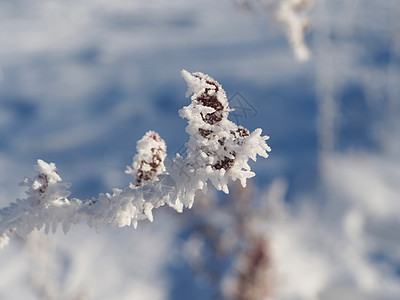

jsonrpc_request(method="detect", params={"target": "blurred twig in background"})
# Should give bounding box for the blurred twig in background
[177,179,288,299]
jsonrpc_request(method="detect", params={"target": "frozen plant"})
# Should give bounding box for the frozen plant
[27,231,91,300]
[235,0,312,61]
[0,70,270,248]
[275,0,311,61]
[125,130,167,187]
[177,181,277,300]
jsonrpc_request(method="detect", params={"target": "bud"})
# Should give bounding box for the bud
[126,131,167,186]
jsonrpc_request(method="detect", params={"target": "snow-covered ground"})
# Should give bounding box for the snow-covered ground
[0,0,399,299]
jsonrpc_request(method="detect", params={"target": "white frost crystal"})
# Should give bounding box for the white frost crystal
[0,70,270,246]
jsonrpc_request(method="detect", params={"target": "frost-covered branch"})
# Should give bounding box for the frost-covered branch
[276,0,311,61]
[0,70,270,248]
[235,0,312,61]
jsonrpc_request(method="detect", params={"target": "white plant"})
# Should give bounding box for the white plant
[236,0,312,61]
[0,70,270,248]
[276,0,311,61]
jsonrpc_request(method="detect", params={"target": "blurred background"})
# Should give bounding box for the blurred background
[0,0,399,299]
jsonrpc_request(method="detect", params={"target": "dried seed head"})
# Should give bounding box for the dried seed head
[126,131,167,186]
[193,74,226,125]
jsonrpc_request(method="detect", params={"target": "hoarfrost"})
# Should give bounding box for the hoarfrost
[0,70,270,246]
